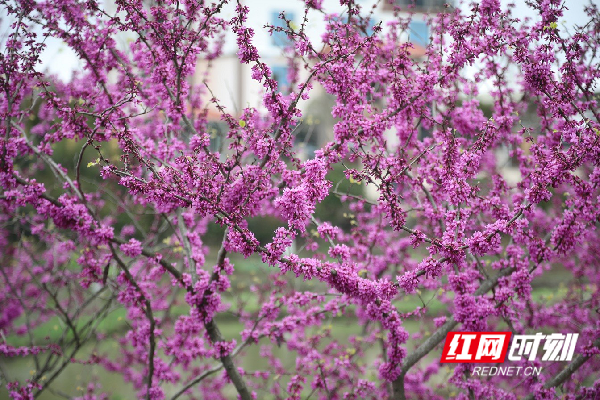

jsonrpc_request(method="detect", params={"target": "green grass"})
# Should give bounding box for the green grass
[6,284,570,350]
[0,283,583,400]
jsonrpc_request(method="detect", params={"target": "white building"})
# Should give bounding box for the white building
[193,0,446,114]
[193,0,447,154]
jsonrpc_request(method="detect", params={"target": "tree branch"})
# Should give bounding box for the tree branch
[392,267,516,400]
[522,339,600,400]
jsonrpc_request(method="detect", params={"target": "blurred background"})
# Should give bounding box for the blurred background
[0,0,590,398]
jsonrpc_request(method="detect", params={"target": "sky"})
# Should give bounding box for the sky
[0,0,594,82]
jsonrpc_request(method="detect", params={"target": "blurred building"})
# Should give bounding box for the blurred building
[193,0,449,157]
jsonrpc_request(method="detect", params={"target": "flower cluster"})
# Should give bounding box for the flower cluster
[1,0,600,399]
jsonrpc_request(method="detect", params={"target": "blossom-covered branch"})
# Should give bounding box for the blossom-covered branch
[1,0,600,399]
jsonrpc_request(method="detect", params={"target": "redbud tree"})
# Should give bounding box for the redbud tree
[1,0,599,398]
